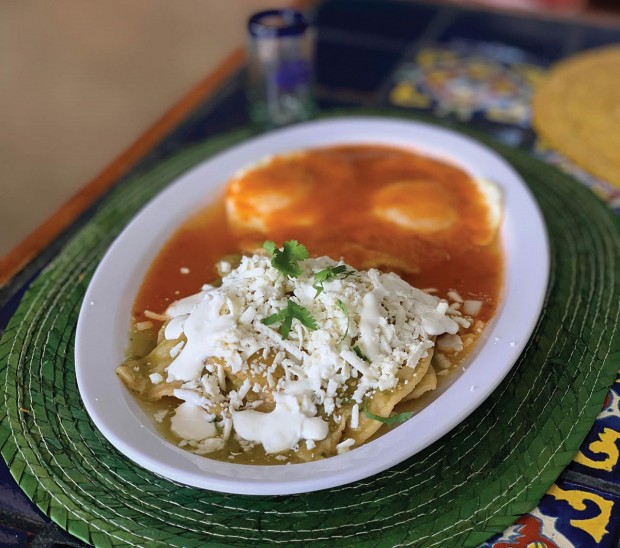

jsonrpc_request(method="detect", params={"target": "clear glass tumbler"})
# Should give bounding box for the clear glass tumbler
[247,9,317,128]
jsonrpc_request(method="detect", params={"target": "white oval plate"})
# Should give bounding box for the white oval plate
[75,117,549,495]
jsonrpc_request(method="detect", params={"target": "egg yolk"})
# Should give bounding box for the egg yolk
[372,180,458,234]
[226,167,315,232]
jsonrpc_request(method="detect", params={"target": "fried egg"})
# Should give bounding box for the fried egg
[226,156,316,233]
[372,180,458,234]
[474,177,503,246]
[371,177,502,245]
[225,147,502,248]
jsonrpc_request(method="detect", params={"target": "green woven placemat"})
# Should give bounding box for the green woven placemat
[1,113,619,547]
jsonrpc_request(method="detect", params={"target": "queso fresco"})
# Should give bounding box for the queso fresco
[117,145,504,465]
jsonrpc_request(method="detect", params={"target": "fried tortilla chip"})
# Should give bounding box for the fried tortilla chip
[402,363,437,402]
[295,410,352,462]
[116,337,183,401]
[342,348,434,446]
[220,352,287,412]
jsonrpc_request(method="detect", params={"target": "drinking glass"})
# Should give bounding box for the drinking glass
[247,9,317,128]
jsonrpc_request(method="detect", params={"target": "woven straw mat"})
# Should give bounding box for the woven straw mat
[1,115,619,547]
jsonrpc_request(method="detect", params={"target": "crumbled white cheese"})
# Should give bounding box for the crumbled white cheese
[436,334,464,354]
[153,409,168,423]
[149,372,163,385]
[351,403,359,429]
[193,437,225,455]
[162,253,459,454]
[144,310,168,322]
[169,341,185,359]
[336,438,355,454]
[434,353,451,371]
[453,316,471,329]
[463,300,483,316]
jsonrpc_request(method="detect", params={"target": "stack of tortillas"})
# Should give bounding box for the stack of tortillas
[532,45,620,189]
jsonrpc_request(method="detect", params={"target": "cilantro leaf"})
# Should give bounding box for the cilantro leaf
[263,240,309,278]
[261,309,285,326]
[336,299,349,345]
[261,299,317,339]
[353,345,369,362]
[312,265,353,296]
[362,402,414,426]
[263,240,277,255]
[283,300,317,337]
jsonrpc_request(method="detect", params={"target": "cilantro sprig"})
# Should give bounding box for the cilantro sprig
[261,299,318,339]
[362,402,413,426]
[263,240,309,278]
[261,241,358,353]
[312,265,353,296]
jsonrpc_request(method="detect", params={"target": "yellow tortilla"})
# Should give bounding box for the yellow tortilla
[117,323,438,460]
[402,363,437,402]
[342,349,434,445]
[116,337,182,401]
[532,45,620,189]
